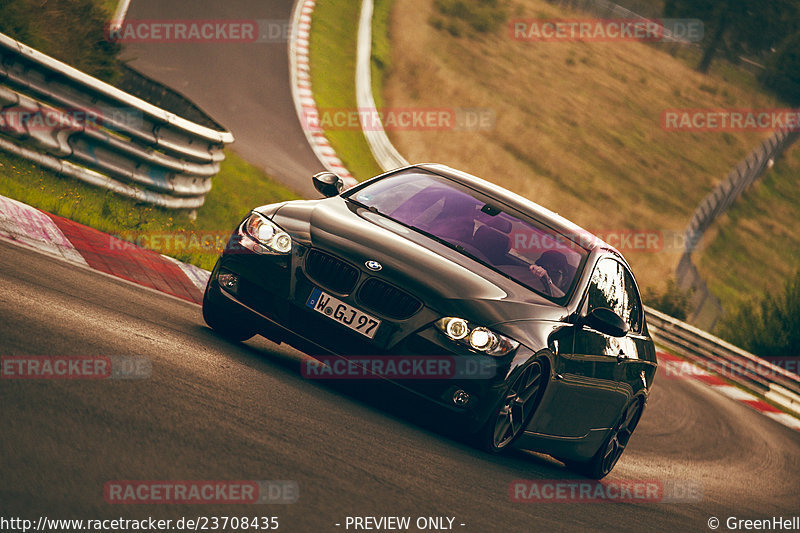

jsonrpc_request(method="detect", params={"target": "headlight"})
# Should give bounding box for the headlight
[440,317,469,340]
[242,212,292,254]
[469,327,496,351]
[272,232,292,253]
[435,317,519,356]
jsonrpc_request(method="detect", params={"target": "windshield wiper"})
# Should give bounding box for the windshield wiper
[410,228,488,266]
[346,197,384,216]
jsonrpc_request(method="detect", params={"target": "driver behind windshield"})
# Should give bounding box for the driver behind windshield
[529,250,568,298]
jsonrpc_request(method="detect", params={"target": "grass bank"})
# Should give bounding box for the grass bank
[381,0,792,307]
[0,0,122,82]
[0,150,298,270]
[697,143,800,314]
[0,0,299,270]
[308,0,386,180]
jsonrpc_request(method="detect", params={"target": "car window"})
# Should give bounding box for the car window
[621,266,642,333]
[587,258,641,333]
[348,170,590,303]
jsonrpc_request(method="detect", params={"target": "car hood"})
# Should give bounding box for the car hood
[269,198,567,325]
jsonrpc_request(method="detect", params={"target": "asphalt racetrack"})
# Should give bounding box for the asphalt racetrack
[2,0,800,531]
[2,238,799,532]
[123,0,322,197]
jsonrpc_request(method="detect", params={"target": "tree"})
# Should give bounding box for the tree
[759,31,800,105]
[643,279,692,321]
[717,270,800,359]
[664,0,800,73]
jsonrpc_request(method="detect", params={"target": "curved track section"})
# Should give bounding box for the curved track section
[1,240,798,531]
[122,0,321,197]
[3,2,799,531]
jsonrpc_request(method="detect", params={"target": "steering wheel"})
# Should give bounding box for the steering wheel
[530,265,553,296]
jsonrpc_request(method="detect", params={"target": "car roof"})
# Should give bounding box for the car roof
[412,163,620,255]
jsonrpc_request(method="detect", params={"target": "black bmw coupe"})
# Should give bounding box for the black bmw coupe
[203,164,657,479]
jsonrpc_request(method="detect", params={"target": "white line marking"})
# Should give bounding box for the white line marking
[109,0,132,32]
[0,195,87,266]
[710,384,760,402]
[288,0,356,187]
[162,254,211,292]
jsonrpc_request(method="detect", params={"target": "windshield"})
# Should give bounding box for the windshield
[346,170,589,303]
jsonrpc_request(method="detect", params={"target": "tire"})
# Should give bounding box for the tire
[566,398,644,479]
[477,359,545,453]
[202,280,257,342]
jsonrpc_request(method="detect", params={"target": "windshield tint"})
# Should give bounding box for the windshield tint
[347,170,589,302]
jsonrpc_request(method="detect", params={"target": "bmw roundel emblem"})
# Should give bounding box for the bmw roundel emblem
[365,260,382,271]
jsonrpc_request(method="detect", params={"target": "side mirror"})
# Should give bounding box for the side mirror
[582,307,628,338]
[312,171,344,198]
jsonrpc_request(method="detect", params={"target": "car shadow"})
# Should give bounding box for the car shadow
[198,324,581,480]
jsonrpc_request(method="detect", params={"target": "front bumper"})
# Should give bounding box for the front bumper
[204,234,520,431]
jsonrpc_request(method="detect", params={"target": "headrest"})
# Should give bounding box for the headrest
[474,225,510,262]
[535,250,568,273]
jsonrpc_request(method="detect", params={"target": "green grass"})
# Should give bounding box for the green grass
[0,150,299,270]
[100,0,119,15]
[309,0,384,180]
[697,143,800,326]
[302,0,799,339]
[0,0,299,271]
[431,0,509,36]
[0,0,123,83]
[371,0,393,111]
[378,0,793,303]
[663,43,765,95]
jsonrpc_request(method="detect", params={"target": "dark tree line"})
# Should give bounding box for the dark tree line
[718,271,800,360]
[664,0,800,103]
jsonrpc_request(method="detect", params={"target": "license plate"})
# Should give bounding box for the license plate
[306,288,381,339]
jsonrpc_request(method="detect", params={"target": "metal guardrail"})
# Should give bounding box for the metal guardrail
[675,251,721,331]
[646,306,800,416]
[546,0,696,43]
[684,128,800,253]
[0,32,234,210]
[547,0,769,71]
[678,127,799,330]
